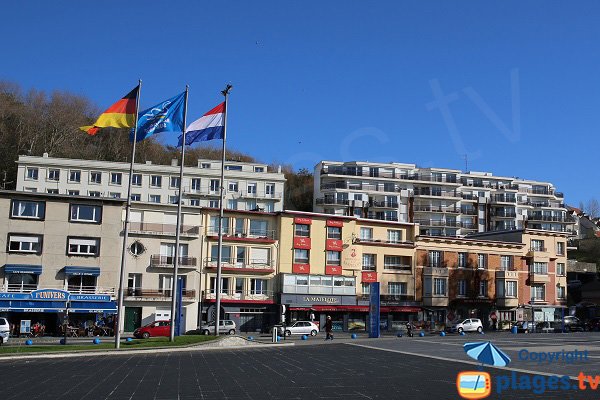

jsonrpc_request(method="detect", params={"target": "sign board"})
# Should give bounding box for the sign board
[368,282,380,338]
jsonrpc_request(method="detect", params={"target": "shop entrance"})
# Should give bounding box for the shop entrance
[124,307,142,332]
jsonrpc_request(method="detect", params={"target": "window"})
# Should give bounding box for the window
[428,251,443,267]
[266,183,275,195]
[500,256,513,271]
[129,241,145,256]
[169,195,179,204]
[131,194,141,201]
[458,252,468,268]
[250,279,267,295]
[26,167,39,180]
[295,224,310,237]
[210,216,230,235]
[159,274,174,295]
[48,169,60,181]
[68,237,100,256]
[210,244,232,262]
[531,262,548,274]
[149,195,161,203]
[191,178,201,191]
[458,279,467,296]
[88,191,101,197]
[247,183,257,194]
[506,281,517,297]
[68,190,80,196]
[235,278,244,295]
[388,282,407,295]
[531,284,545,301]
[556,242,565,255]
[132,174,142,186]
[227,199,238,210]
[67,275,97,293]
[477,254,487,269]
[210,179,220,192]
[69,170,81,182]
[236,247,246,264]
[150,175,162,187]
[557,263,566,276]
[384,256,408,270]
[225,164,243,171]
[228,181,238,192]
[7,273,38,292]
[70,204,102,223]
[90,171,102,184]
[362,254,376,271]
[11,200,45,219]
[110,172,122,185]
[557,286,566,299]
[8,234,42,254]
[254,166,264,172]
[109,192,121,199]
[433,278,446,295]
[362,283,370,295]
[294,249,309,264]
[359,227,373,240]
[249,220,268,236]
[190,199,200,206]
[210,277,230,294]
[127,273,142,293]
[478,280,488,297]
[246,200,257,211]
[387,230,402,243]
[327,226,342,239]
[47,189,59,194]
[170,176,180,188]
[159,242,188,263]
[531,239,545,252]
[326,251,341,266]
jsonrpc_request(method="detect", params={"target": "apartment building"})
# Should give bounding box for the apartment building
[415,229,568,331]
[0,191,123,335]
[314,160,572,237]
[17,154,286,212]
[277,211,419,332]
[200,209,279,333]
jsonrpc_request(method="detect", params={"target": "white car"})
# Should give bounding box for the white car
[0,317,9,344]
[450,318,483,334]
[283,321,319,337]
[199,320,236,335]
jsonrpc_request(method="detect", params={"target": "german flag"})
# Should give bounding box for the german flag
[80,85,139,135]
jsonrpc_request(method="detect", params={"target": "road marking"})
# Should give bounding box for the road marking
[345,342,581,381]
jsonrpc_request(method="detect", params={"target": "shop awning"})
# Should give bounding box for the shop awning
[382,306,421,313]
[63,266,101,276]
[4,264,42,274]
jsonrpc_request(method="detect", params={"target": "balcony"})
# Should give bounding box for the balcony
[354,237,414,247]
[491,195,516,204]
[204,257,275,273]
[414,205,460,213]
[128,222,200,237]
[124,288,196,300]
[495,270,519,280]
[370,200,399,209]
[203,290,275,303]
[413,188,460,198]
[315,198,349,206]
[150,255,198,268]
[365,213,399,222]
[4,284,115,297]
[183,187,220,197]
[461,207,478,215]
[490,210,517,218]
[206,227,277,241]
[238,190,282,201]
[415,219,460,227]
[527,214,568,222]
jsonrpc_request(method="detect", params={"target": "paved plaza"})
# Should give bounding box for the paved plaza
[1,332,599,399]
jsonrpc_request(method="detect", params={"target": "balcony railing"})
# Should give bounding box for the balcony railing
[490,210,517,218]
[206,227,277,240]
[413,189,460,197]
[527,214,568,222]
[315,198,349,206]
[415,219,461,227]
[354,237,413,246]
[414,205,460,213]
[203,290,274,302]
[125,288,196,299]
[383,264,412,271]
[370,200,399,208]
[204,257,275,271]
[183,187,220,196]
[461,207,478,215]
[491,195,516,203]
[357,294,415,301]
[4,284,116,296]
[150,255,198,268]
[128,222,200,236]
[366,213,399,221]
[238,190,282,200]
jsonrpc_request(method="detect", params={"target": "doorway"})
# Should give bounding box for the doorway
[124,307,142,332]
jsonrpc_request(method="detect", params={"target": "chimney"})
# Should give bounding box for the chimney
[278,165,282,173]
[171,159,178,167]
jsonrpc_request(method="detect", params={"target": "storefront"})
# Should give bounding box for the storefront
[0,288,116,336]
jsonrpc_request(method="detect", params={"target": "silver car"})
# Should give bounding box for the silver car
[283,321,319,337]
[0,317,9,344]
[200,320,236,335]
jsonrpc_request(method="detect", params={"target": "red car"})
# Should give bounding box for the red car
[133,320,171,339]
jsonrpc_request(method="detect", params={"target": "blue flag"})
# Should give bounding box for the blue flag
[131,92,185,142]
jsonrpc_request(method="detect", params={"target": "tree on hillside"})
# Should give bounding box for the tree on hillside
[280,166,313,211]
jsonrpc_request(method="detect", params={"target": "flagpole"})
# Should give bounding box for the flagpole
[170,86,189,342]
[214,84,232,336]
[115,79,142,349]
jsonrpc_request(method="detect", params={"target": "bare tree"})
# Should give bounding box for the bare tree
[586,198,600,219]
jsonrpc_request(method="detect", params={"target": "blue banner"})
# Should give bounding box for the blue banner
[132,92,186,142]
[368,282,380,338]
[176,277,183,336]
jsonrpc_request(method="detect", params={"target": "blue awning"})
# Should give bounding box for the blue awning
[4,264,42,275]
[63,266,100,276]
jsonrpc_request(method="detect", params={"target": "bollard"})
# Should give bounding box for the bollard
[25,339,33,346]
[126,337,133,342]
[351,333,357,339]
[247,336,254,341]
[59,338,66,345]
[301,335,308,340]
[479,331,485,335]
[419,332,425,337]
[272,327,277,343]
[460,331,466,336]
[93,338,101,344]
[277,335,281,342]
[511,326,517,334]
[440,331,446,337]
[397,332,403,338]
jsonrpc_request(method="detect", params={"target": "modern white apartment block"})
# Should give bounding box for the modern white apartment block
[16,154,286,212]
[314,160,572,237]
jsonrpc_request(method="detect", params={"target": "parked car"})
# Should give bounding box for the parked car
[536,321,556,333]
[448,318,483,333]
[515,321,535,333]
[0,317,9,344]
[585,317,600,332]
[281,321,320,337]
[562,316,585,332]
[133,320,171,339]
[199,320,236,335]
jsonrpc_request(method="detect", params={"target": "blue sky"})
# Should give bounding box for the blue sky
[2,1,599,206]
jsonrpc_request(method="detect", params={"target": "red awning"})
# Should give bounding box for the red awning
[311,305,369,312]
[289,307,311,311]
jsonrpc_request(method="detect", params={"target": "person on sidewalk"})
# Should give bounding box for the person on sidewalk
[325,315,333,340]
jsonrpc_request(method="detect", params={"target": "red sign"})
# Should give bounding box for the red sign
[325,265,342,275]
[294,217,312,225]
[326,239,343,251]
[326,219,344,227]
[361,271,378,283]
[292,264,310,274]
[293,237,311,249]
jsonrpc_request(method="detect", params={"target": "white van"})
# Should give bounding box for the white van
[0,317,10,344]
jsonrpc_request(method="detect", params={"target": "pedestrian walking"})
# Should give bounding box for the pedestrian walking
[325,315,333,340]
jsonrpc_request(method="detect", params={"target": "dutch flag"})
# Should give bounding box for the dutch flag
[179,102,225,146]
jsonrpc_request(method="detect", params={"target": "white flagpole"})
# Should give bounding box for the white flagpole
[115,80,142,349]
[170,86,189,342]
[214,84,232,336]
